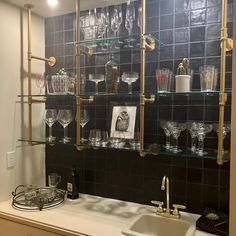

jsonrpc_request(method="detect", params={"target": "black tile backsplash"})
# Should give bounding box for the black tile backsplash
[45,0,232,215]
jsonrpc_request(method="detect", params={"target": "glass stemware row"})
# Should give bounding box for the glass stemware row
[160,121,231,156]
[43,109,73,143]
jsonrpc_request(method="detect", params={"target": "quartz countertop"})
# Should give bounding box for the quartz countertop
[0,194,216,236]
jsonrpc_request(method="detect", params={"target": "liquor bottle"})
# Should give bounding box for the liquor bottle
[105,54,119,93]
[67,168,79,199]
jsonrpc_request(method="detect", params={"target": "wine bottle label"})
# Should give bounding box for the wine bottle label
[67,182,72,192]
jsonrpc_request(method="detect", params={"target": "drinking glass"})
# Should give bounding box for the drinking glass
[213,123,231,154]
[125,0,135,47]
[121,72,139,94]
[89,74,105,94]
[156,69,173,93]
[57,109,73,143]
[43,109,57,142]
[196,123,213,156]
[187,122,198,153]
[101,131,109,147]
[170,122,186,153]
[80,109,90,142]
[199,65,218,92]
[160,120,174,150]
[111,5,122,49]
[129,132,140,150]
[48,173,61,188]
[89,129,101,146]
[36,74,45,95]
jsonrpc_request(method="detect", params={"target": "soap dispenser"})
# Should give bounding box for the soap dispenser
[67,168,79,200]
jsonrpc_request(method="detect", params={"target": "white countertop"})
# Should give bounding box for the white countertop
[0,194,216,236]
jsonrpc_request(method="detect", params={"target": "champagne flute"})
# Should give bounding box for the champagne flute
[43,109,57,142]
[80,109,90,142]
[57,109,73,143]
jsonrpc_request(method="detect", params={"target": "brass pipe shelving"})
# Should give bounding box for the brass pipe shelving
[217,0,233,165]
[25,4,56,143]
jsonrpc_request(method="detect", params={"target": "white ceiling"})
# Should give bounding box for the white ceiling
[5,0,127,17]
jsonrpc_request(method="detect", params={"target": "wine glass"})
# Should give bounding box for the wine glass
[43,109,57,142]
[111,5,122,49]
[170,122,186,153]
[89,74,105,94]
[57,109,73,143]
[213,123,231,154]
[187,122,198,153]
[196,123,213,156]
[121,72,139,94]
[160,120,174,150]
[36,74,45,95]
[80,109,90,142]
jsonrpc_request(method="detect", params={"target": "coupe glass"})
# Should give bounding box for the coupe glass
[36,74,45,95]
[80,109,90,142]
[213,123,231,154]
[43,109,57,142]
[187,122,198,153]
[170,122,186,153]
[89,74,105,94]
[196,123,213,156]
[121,72,139,94]
[160,120,174,150]
[57,109,73,143]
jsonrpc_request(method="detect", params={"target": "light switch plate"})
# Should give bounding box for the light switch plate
[6,151,15,168]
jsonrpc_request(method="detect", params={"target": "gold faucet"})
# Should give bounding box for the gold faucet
[151,176,186,218]
[161,176,170,214]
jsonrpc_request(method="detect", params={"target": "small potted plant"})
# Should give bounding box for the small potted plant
[175,58,192,92]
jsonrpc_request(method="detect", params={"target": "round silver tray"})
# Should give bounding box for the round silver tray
[12,185,66,211]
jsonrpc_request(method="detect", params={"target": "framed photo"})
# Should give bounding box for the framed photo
[110,106,137,139]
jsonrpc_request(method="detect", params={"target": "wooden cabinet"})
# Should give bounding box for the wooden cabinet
[0,217,63,236]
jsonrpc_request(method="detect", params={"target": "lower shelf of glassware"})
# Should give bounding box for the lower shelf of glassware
[17,138,229,161]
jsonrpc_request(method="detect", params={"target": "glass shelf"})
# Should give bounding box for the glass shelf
[17,90,232,98]
[18,138,228,161]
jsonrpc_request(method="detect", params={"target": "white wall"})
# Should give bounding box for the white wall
[0,1,45,201]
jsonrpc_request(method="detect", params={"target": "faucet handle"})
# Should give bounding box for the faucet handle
[172,204,186,217]
[151,200,164,213]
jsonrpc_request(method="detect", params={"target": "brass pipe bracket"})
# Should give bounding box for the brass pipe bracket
[76,96,94,105]
[140,35,155,51]
[79,44,94,56]
[144,95,156,104]
[30,55,56,67]
[219,93,227,106]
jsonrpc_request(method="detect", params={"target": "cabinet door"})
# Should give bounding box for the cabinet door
[0,217,62,236]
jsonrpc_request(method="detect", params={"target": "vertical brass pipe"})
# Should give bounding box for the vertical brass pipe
[26,5,33,143]
[76,0,81,147]
[139,0,146,156]
[217,0,228,165]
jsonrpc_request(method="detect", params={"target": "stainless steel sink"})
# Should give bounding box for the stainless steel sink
[122,214,196,236]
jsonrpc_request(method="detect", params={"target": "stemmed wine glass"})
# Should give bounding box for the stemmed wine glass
[36,74,45,95]
[160,120,173,150]
[57,109,73,143]
[213,123,231,154]
[80,109,90,142]
[196,123,213,156]
[125,0,135,48]
[89,74,105,94]
[121,72,139,94]
[170,122,186,153]
[187,122,198,153]
[43,109,57,142]
[111,5,122,49]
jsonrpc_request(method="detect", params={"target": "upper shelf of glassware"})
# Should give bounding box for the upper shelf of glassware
[17,90,232,98]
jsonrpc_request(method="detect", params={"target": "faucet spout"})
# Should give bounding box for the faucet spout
[161,176,170,213]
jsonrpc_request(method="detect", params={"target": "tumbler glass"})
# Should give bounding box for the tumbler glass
[156,69,172,93]
[199,65,218,92]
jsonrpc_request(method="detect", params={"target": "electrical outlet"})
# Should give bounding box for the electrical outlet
[6,151,15,168]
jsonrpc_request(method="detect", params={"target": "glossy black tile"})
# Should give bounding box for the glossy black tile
[147,1,159,18]
[160,0,174,15]
[207,0,221,7]
[174,44,189,59]
[175,12,190,28]
[187,168,203,183]
[160,30,174,45]
[190,26,205,42]
[190,9,206,26]
[206,40,221,56]
[191,0,206,9]
[206,24,221,40]
[160,14,174,30]
[175,0,190,12]
[160,45,174,60]
[190,42,205,57]
[206,6,221,23]
[175,28,189,43]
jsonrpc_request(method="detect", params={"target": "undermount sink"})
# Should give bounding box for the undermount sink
[122,214,196,236]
